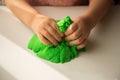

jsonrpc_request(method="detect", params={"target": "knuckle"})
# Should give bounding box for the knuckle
[70,26,77,32]
[49,27,54,32]
[51,39,57,45]
[77,38,82,43]
[46,17,52,22]
[73,33,78,38]
[70,26,74,31]
[38,35,44,42]
[41,37,50,45]
[42,18,52,24]
[38,36,46,45]
[40,37,45,42]
[72,34,78,40]
[81,44,86,48]
[52,38,57,43]
[37,27,42,32]
[72,33,76,37]
[44,31,48,36]
[50,29,58,36]
[49,28,56,35]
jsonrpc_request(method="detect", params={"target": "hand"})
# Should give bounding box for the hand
[31,14,64,46]
[65,16,96,49]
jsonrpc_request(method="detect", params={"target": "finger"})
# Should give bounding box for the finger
[45,25,62,42]
[77,39,87,49]
[41,28,58,46]
[65,23,78,36]
[37,33,51,45]
[65,27,82,41]
[69,35,85,46]
[50,23,64,37]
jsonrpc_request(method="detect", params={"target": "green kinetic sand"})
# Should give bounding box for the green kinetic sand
[28,16,86,63]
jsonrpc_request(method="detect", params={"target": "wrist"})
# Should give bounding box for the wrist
[80,13,98,30]
[77,14,97,30]
[83,13,98,23]
[27,12,40,27]
[30,13,48,30]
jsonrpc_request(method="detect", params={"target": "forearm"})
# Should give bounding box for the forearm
[4,0,39,27]
[83,0,114,26]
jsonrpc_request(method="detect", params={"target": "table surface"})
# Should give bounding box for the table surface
[0,6,120,80]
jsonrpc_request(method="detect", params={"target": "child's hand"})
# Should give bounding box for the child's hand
[31,14,64,46]
[65,16,95,49]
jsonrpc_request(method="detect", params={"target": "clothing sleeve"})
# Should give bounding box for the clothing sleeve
[113,0,119,5]
[0,0,4,5]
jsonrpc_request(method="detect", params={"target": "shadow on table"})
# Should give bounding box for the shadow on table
[0,66,17,80]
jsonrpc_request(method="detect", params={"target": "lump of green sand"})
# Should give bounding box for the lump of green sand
[27,16,86,63]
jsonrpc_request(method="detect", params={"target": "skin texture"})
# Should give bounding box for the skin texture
[30,15,64,46]
[4,0,114,49]
[27,16,85,63]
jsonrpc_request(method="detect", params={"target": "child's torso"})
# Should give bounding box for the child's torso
[27,0,89,6]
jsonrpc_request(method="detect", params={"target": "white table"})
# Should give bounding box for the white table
[0,6,120,80]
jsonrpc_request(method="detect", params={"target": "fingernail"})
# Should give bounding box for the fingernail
[55,43,58,46]
[60,33,64,37]
[60,38,62,41]
[77,45,85,49]
[58,38,62,42]
[69,43,72,46]
[65,37,68,40]
[65,32,67,36]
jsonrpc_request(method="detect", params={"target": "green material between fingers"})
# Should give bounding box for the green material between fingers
[27,16,86,63]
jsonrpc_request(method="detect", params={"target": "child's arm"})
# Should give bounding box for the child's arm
[4,0,38,26]
[65,0,114,49]
[5,0,63,46]
[84,0,114,28]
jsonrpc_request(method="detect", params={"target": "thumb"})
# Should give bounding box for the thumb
[65,23,78,36]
